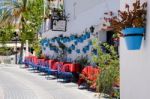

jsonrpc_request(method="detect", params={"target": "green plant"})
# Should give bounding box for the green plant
[75,55,90,69]
[0,0,44,63]
[32,40,42,58]
[0,25,14,45]
[0,47,16,56]
[112,87,120,99]
[103,0,147,38]
[92,39,119,98]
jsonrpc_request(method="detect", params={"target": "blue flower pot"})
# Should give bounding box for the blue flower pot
[51,39,55,43]
[45,43,49,47]
[56,37,60,41]
[78,38,83,43]
[70,35,75,40]
[86,33,90,38]
[82,48,86,53]
[86,46,89,51]
[83,35,87,40]
[70,45,75,50]
[88,41,92,45]
[67,49,72,54]
[76,49,80,53]
[122,27,144,50]
[63,39,67,43]
[74,41,78,45]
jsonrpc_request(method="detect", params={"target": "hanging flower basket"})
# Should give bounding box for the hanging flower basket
[122,27,144,50]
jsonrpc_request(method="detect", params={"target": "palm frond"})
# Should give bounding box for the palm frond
[0,9,13,27]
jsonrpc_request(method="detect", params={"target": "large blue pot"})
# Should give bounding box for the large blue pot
[122,27,144,50]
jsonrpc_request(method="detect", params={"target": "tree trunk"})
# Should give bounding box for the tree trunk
[18,42,24,64]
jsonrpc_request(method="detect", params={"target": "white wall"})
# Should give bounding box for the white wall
[42,0,120,59]
[120,0,149,99]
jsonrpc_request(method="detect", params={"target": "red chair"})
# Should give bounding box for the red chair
[50,60,59,70]
[62,63,81,73]
[45,60,59,76]
[57,63,74,82]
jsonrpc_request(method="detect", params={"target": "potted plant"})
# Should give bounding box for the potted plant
[103,0,147,50]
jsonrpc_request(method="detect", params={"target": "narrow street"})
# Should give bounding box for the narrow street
[0,64,98,99]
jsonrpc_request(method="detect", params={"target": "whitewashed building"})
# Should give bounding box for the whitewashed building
[41,0,150,99]
[41,0,120,60]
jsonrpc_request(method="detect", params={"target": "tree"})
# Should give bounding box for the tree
[0,0,44,63]
[0,25,14,45]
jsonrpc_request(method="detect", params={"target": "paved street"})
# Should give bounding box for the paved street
[0,64,100,99]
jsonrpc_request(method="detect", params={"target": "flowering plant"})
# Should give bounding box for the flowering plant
[102,0,147,39]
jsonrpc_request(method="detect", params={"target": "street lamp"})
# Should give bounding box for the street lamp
[13,32,19,64]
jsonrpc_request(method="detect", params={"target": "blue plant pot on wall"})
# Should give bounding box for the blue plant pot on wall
[122,27,145,50]
[70,35,75,40]
[76,49,80,53]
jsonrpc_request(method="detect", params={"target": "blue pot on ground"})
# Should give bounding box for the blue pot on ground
[122,27,144,50]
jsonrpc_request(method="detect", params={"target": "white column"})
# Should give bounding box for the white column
[120,0,149,99]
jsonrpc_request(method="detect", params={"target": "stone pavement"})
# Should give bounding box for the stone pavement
[0,64,105,99]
